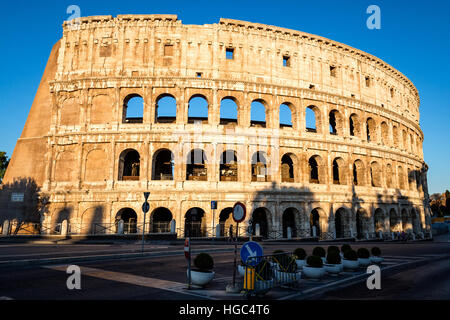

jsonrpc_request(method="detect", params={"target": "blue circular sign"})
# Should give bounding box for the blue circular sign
[240,241,263,266]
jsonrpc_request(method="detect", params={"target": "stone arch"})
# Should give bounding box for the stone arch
[152,149,174,180]
[366,117,377,142]
[386,163,394,188]
[220,150,238,181]
[150,207,173,233]
[188,94,209,124]
[91,95,113,124]
[332,157,346,185]
[329,109,343,135]
[281,153,296,183]
[381,121,389,145]
[374,208,385,233]
[349,113,362,137]
[401,208,411,232]
[389,208,400,232]
[84,149,109,182]
[220,96,239,125]
[118,149,140,181]
[355,208,369,239]
[282,207,298,238]
[353,159,366,186]
[370,161,382,187]
[251,207,270,239]
[393,125,400,148]
[310,207,326,238]
[250,99,268,128]
[306,105,322,133]
[81,206,105,234]
[398,165,405,190]
[186,149,207,181]
[308,155,325,184]
[251,151,269,182]
[60,97,80,126]
[279,103,294,128]
[122,94,144,124]
[334,207,348,239]
[185,207,206,237]
[219,207,235,236]
[155,94,177,123]
[116,208,138,234]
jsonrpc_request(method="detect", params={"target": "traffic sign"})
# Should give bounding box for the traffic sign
[232,202,246,223]
[142,202,150,213]
[211,201,217,210]
[240,241,263,266]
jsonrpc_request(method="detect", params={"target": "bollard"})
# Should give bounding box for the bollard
[2,220,10,236]
[170,219,176,233]
[61,220,68,236]
[243,266,255,291]
[216,224,221,238]
[287,227,292,239]
[255,223,261,237]
[312,226,317,238]
[378,230,383,239]
[117,220,124,234]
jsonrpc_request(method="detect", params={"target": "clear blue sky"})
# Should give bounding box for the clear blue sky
[0,0,448,194]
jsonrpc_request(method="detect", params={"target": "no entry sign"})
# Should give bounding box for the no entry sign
[232,202,246,223]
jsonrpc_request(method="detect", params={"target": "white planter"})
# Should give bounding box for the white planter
[302,266,326,279]
[269,261,279,270]
[370,256,384,264]
[255,279,274,294]
[295,259,307,269]
[274,270,301,283]
[342,259,359,270]
[238,265,246,277]
[358,258,371,267]
[320,257,327,264]
[188,270,215,286]
[324,263,342,275]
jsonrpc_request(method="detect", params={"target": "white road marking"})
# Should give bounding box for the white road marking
[0,296,13,300]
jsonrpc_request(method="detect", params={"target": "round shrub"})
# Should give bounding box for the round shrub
[371,247,381,257]
[306,255,323,268]
[327,246,340,254]
[294,248,307,260]
[357,248,370,259]
[312,246,326,258]
[341,244,352,253]
[326,252,341,264]
[194,253,214,271]
[343,249,358,261]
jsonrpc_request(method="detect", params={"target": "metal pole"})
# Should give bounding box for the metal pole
[187,237,191,289]
[142,210,146,253]
[232,227,237,287]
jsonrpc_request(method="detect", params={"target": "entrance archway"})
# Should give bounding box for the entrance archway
[252,208,269,238]
[219,207,234,236]
[151,207,172,233]
[116,208,137,234]
[282,208,297,238]
[310,209,321,238]
[185,208,206,237]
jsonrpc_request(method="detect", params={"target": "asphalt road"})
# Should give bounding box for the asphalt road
[0,240,449,300]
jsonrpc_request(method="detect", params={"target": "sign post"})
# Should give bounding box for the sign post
[211,201,217,238]
[142,192,150,253]
[231,202,246,288]
[185,237,191,289]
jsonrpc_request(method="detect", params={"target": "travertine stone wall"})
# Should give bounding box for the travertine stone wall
[1,15,431,239]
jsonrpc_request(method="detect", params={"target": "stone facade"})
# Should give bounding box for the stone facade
[0,15,431,239]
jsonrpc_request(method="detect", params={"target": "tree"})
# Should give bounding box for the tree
[0,151,9,184]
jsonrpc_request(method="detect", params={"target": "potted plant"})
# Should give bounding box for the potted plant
[294,248,307,269]
[302,255,326,279]
[189,253,215,286]
[273,252,300,284]
[340,244,352,258]
[342,249,359,270]
[324,251,343,275]
[254,259,274,294]
[327,246,340,255]
[312,246,327,263]
[370,247,384,264]
[357,248,371,267]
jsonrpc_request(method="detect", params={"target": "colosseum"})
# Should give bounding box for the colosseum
[0,14,432,240]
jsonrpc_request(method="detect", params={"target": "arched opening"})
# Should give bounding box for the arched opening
[402,129,408,151]
[118,149,140,181]
[251,152,268,182]
[329,110,342,135]
[250,100,267,127]
[123,94,144,124]
[366,118,377,142]
[389,208,400,232]
[398,166,405,189]
[185,208,206,237]
[349,113,361,137]
[151,207,172,233]
[186,149,207,181]
[356,208,366,239]
[401,208,410,232]
[252,208,269,238]
[188,95,208,124]
[386,164,394,188]
[370,161,382,187]
[281,154,295,183]
[381,122,389,145]
[282,208,297,238]
[279,103,293,128]
[220,97,238,125]
[393,125,400,147]
[374,208,385,234]
[155,94,176,123]
[310,209,321,238]
[335,208,345,239]
[116,208,137,234]
[220,150,238,181]
[306,106,319,133]
[332,158,345,185]
[353,160,365,186]
[309,156,319,184]
[219,207,235,237]
[152,149,174,180]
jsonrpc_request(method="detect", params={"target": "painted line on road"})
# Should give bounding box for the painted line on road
[0,296,13,300]
[45,265,217,300]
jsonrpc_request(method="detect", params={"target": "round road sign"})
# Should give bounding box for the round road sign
[142,202,150,213]
[232,202,246,223]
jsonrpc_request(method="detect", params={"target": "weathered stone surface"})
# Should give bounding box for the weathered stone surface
[0,15,431,239]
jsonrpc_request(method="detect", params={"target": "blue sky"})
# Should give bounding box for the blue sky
[0,0,448,194]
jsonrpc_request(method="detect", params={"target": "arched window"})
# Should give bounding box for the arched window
[381,122,389,145]
[220,97,238,125]
[123,94,144,123]
[220,150,238,181]
[118,149,140,181]
[252,208,269,238]
[310,208,321,237]
[279,103,293,128]
[308,156,322,184]
[402,129,408,151]
[151,208,173,233]
[370,161,382,187]
[282,208,297,238]
[155,94,176,123]
[281,154,295,182]
[353,160,365,186]
[349,113,361,137]
[366,118,377,142]
[393,125,400,147]
[329,110,342,135]
[306,106,319,133]
[386,164,394,188]
[251,100,267,127]
[332,158,345,185]
[251,152,268,182]
[398,166,405,189]
[116,208,138,234]
[185,208,206,237]
[188,95,208,124]
[152,149,174,180]
[186,149,207,181]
